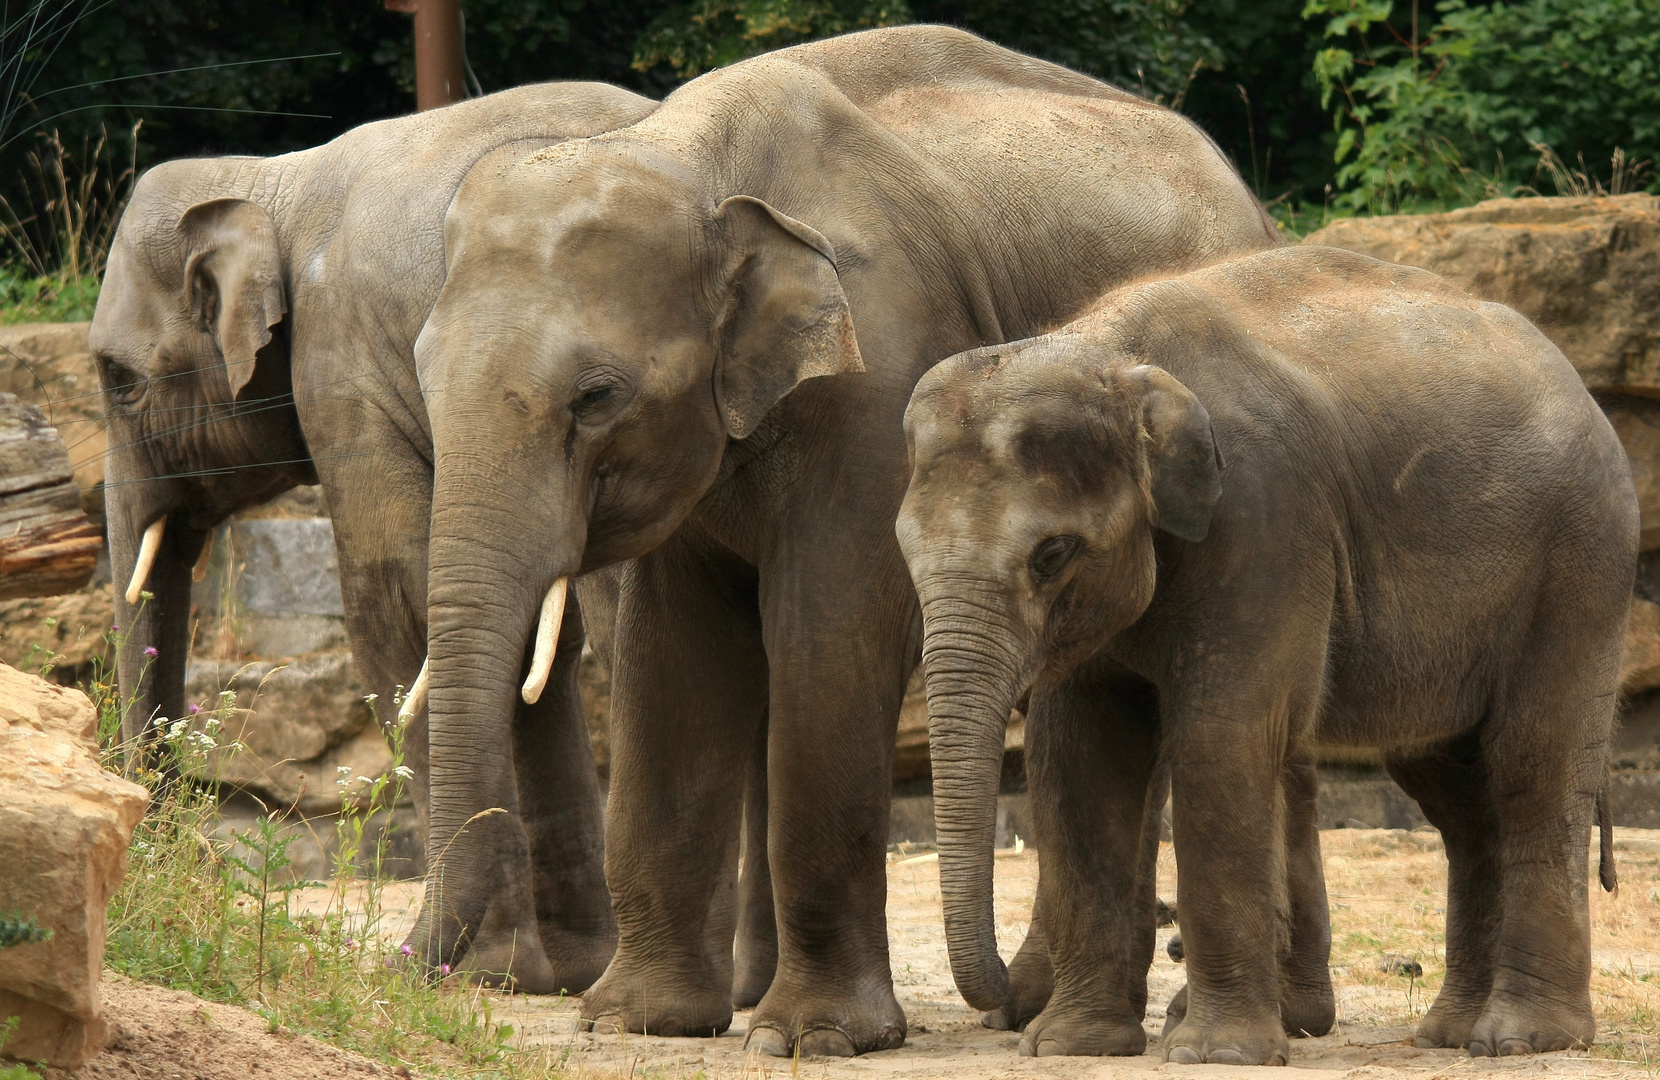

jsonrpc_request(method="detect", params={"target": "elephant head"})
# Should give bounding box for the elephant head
[89,161,313,753]
[409,141,862,967]
[894,335,1221,1010]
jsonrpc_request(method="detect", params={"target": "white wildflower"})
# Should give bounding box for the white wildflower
[337,765,353,775]
[393,765,414,781]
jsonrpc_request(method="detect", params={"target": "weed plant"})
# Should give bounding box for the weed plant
[86,609,539,1077]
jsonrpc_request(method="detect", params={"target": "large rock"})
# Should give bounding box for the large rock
[1306,195,1660,393]
[0,323,102,520]
[185,651,382,815]
[0,661,148,1068]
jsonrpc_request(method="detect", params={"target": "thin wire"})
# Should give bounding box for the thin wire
[33,52,343,101]
[0,103,332,155]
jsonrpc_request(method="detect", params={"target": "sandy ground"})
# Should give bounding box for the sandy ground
[65,827,1659,1079]
[493,827,1660,1080]
[44,975,402,1080]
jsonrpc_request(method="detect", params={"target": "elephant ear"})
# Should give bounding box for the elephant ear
[176,198,287,400]
[712,195,864,439]
[1129,364,1223,542]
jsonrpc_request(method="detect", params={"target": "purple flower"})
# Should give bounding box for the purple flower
[400,943,413,957]
[440,964,451,976]
[143,646,158,658]
[188,703,201,715]
[110,625,120,633]
[384,957,395,968]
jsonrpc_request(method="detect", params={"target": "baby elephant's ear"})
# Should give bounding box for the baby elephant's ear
[1130,365,1223,542]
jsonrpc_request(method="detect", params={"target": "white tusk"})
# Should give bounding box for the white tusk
[125,517,166,605]
[397,658,431,727]
[520,577,569,705]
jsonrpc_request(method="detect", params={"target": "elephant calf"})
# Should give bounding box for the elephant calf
[897,245,1635,1063]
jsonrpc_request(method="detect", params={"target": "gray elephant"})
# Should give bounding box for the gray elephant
[896,245,1635,1063]
[87,83,655,992]
[409,25,1279,1057]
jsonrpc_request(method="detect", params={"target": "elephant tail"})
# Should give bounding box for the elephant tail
[1597,772,1618,894]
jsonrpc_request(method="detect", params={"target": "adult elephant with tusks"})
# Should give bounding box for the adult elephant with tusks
[412,24,1282,1056]
[88,83,657,993]
[896,246,1633,1062]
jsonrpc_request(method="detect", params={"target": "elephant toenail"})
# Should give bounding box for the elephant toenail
[746,1026,791,1057]
[1018,1037,1035,1057]
[1167,1045,1202,1064]
[982,1008,1011,1030]
[1497,1038,1534,1056]
[1036,1039,1070,1057]
[798,1027,857,1057]
[1467,1039,1494,1057]
[1209,1049,1250,1064]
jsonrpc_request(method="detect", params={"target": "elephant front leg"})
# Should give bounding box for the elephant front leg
[1278,754,1335,1037]
[509,593,617,993]
[579,536,769,1037]
[1020,665,1162,1057]
[1163,710,1297,1065]
[742,563,909,1058]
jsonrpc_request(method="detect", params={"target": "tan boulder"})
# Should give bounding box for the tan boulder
[1623,595,1660,695]
[1307,195,1660,393]
[0,661,148,1068]
[0,323,103,513]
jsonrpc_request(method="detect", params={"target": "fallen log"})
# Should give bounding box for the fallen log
[0,394,101,601]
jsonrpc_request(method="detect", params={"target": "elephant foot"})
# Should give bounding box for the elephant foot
[579,959,733,1038]
[534,928,618,996]
[457,925,564,994]
[1412,991,1490,1049]
[1163,1015,1290,1065]
[1162,984,1187,1038]
[1466,992,1594,1056]
[731,939,776,1009]
[981,949,1055,1032]
[745,972,905,1057]
[1278,975,1336,1038]
[1019,1002,1146,1057]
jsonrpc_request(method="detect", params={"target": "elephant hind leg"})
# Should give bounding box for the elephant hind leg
[1385,732,1502,1050]
[1278,755,1335,1038]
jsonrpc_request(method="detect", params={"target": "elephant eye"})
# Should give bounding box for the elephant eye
[100,356,145,405]
[1029,535,1082,580]
[569,371,629,421]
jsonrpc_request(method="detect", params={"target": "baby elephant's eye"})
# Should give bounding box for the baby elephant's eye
[1029,535,1082,579]
[570,375,625,420]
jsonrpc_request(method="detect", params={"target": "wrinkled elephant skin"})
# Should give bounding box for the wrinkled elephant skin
[412,25,1279,1057]
[87,83,656,992]
[897,245,1636,1062]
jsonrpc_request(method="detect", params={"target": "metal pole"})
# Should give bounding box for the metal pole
[386,0,465,111]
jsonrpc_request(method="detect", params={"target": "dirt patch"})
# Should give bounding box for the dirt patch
[49,828,1659,1079]
[41,975,404,1080]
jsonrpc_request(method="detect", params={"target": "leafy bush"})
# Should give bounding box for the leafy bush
[0,269,99,324]
[1307,0,1660,213]
[635,0,913,77]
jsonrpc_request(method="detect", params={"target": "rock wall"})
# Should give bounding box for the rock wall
[0,662,148,1068]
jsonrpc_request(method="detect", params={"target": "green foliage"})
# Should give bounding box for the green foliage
[1306,0,1660,213]
[0,916,51,950]
[89,633,541,1075]
[915,0,1220,104]
[0,269,99,324]
[635,0,913,78]
[0,1017,39,1080]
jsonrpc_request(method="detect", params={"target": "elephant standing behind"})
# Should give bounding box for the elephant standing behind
[897,245,1635,1062]
[88,83,656,992]
[409,24,1280,1056]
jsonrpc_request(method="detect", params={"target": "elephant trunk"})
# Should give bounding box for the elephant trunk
[415,449,579,969]
[919,587,1024,1013]
[106,462,203,771]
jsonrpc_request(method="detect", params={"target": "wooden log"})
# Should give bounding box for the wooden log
[0,393,101,601]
